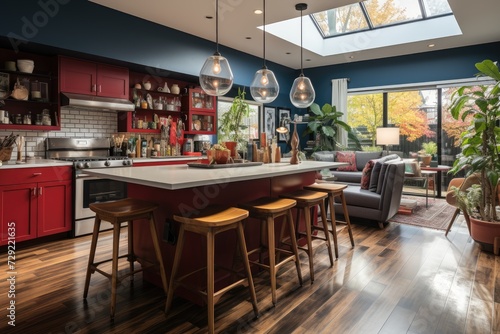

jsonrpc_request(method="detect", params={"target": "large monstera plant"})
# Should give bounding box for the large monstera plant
[450,59,500,223]
[303,102,361,151]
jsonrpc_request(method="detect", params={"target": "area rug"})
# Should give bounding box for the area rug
[388,195,455,230]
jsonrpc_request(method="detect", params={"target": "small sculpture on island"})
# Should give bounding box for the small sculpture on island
[289,122,300,165]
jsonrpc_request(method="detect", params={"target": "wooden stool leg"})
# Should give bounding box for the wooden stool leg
[266,216,277,305]
[127,221,134,282]
[303,207,315,283]
[340,192,355,247]
[328,194,339,259]
[319,201,334,267]
[286,209,303,286]
[110,222,121,320]
[165,225,185,315]
[148,214,168,294]
[237,221,259,317]
[206,230,215,334]
[83,216,101,299]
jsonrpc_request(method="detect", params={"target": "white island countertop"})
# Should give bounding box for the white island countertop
[84,161,345,190]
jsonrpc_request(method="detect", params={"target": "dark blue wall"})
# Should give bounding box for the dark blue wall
[1,0,499,114]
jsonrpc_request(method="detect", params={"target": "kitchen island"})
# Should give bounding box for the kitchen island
[84,161,345,304]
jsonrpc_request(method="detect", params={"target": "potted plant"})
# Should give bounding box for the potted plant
[418,141,437,166]
[449,59,500,253]
[303,102,361,151]
[218,87,250,157]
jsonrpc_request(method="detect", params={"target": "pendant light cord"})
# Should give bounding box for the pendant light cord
[300,6,304,75]
[262,0,266,67]
[216,0,219,54]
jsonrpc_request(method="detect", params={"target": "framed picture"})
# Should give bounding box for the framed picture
[0,72,9,99]
[277,107,291,142]
[262,106,276,141]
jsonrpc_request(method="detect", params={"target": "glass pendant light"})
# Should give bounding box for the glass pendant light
[289,3,315,108]
[199,0,233,96]
[250,0,279,103]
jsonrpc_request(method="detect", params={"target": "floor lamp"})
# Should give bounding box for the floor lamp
[376,127,400,155]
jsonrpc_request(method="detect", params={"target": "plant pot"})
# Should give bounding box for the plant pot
[469,216,500,255]
[223,141,237,158]
[421,155,432,166]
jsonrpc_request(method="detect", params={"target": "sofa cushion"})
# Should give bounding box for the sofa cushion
[331,171,363,183]
[369,154,401,192]
[360,160,375,190]
[355,151,382,171]
[341,186,381,210]
[312,151,336,162]
[336,151,357,171]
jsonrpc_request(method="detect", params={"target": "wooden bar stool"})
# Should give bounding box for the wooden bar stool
[280,189,334,283]
[239,197,303,305]
[83,198,168,320]
[165,206,259,334]
[304,183,355,258]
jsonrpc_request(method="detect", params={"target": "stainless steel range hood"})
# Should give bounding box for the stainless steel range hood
[60,92,135,112]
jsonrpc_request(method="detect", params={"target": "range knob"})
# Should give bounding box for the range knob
[84,162,90,169]
[76,162,84,169]
[104,160,111,167]
[123,159,131,166]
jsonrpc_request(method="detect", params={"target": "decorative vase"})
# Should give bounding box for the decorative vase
[469,216,500,255]
[290,122,300,165]
[170,84,180,95]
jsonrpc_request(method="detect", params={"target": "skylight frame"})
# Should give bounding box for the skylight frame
[311,0,453,40]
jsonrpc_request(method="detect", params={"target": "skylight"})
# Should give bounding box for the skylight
[311,0,453,38]
[264,0,460,58]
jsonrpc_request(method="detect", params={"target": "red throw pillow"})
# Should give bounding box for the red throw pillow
[336,151,357,171]
[360,160,375,189]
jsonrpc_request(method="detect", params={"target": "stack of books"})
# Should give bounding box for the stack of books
[398,198,418,215]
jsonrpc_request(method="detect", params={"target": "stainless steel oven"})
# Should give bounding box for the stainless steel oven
[74,174,128,236]
[46,138,133,236]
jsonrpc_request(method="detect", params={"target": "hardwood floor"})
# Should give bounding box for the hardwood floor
[1,215,498,333]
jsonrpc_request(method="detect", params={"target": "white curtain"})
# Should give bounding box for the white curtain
[331,78,349,149]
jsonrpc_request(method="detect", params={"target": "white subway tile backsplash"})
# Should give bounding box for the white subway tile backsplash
[0,108,117,162]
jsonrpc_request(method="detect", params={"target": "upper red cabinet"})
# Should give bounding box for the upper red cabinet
[59,56,129,99]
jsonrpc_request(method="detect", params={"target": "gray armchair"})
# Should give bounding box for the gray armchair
[333,161,405,228]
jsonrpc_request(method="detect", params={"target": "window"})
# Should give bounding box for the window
[217,97,261,144]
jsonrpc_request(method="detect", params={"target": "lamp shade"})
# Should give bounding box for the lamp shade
[199,53,233,96]
[376,127,400,145]
[250,67,279,103]
[290,75,315,108]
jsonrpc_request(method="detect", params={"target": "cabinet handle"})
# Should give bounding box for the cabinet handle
[33,172,42,176]
[92,84,97,92]
[39,187,43,196]
[33,187,37,196]
[98,85,102,93]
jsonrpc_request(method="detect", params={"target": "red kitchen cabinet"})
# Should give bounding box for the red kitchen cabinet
[59,56,129,99]
[181,87,216,135]
[0,183,37,244]
[0,166,72,245]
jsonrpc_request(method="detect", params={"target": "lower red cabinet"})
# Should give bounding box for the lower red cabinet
[0,167,72,246]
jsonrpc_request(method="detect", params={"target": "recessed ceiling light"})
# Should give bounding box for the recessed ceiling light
[306,59,311,62]
[428,44,435,48]
[246,37,252,40]
[349,55,354,59]
[254,9,263,15]
[286,52,291,55]
[205,15,213,20]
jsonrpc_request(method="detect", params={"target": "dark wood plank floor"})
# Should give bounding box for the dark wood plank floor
[1,215,498,333]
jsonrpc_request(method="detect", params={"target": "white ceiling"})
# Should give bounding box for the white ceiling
[91,0,500,69]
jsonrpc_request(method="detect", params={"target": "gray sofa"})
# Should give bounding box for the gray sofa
[312,151,405,228]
